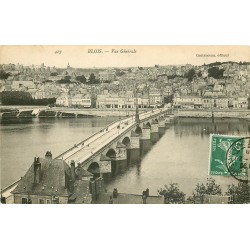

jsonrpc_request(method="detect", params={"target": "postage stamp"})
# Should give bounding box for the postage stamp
[209,134,250,182]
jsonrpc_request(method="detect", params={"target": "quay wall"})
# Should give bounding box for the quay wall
[175,109,250,119]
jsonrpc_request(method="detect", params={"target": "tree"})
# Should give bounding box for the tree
[115,69,125,77]
[57,75,71,84]
[1,91,33,105]
[226,182,250,204]
[185,68,196,82]
[158,183,186,204]
[208,67,225,79]
[0,70,10,80]
[89,73,96,84]
[192,178,222,204]
[1,91,56,106]
[76,75,86,83]
[50,72,58,76]
[88,73,99,84]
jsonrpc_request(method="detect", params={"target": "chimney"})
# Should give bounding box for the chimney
[70,160,76,182]
[34,157,42,184]
[45,151,52,159]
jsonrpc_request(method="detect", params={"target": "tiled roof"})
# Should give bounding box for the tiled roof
[12,158,72,197]
[70,180,90,204]
[76,167,93,177]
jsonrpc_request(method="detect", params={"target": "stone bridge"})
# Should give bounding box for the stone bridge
[56,108,172,179]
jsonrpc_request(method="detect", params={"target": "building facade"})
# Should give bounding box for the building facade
[71,94,91,108]
[56,94,72,107]
[99,71,115,82]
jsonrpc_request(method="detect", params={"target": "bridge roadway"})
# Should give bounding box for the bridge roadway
[56,108,169,166]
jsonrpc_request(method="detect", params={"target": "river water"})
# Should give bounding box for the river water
[1,116,250,197]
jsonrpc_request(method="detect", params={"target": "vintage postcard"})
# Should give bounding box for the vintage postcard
[0,45,250,204]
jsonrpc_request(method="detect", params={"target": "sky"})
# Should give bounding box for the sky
[0,45,249,68]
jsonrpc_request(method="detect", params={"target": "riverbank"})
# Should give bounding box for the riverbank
[0,105,151,118]
[174,109,250,119]
[1,105,249,119]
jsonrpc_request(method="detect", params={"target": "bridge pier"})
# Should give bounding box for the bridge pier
[151,120,159,144]
[158,118,166,137]
[140,124,151,156]
[115,142,127,174]
[99,154,112,181]
[128,131,140,164]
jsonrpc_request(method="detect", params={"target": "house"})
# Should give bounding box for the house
[233,97,248,109]
[137,95,149,108]
[163,86,173,97]
[56,94,72,107]
[202,97,213,109]
[105,94,124,108]
[7,152,104,204]
[96,94,107,108]
[10,152,74,204]
[32,90,46,99]
[213,83,224,92]
[149,88,163,107]
[71,94,91,108]
[99,71,115,82]
[173,95,202,109]
[12,80,36,91]
[214,97,229,109]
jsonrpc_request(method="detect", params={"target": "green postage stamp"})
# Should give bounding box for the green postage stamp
[209,134,250,182]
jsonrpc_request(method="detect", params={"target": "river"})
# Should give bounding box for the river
[1,116,249,197]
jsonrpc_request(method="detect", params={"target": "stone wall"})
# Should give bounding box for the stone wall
[175,110,250,118]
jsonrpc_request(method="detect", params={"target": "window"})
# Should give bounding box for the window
[39,199,45,204]
[46,199,51,204]
[22,198,28,204]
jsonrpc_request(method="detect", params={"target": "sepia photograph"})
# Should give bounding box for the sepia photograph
[0,45,249,204]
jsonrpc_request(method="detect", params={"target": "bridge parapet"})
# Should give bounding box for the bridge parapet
[57,107,171,165]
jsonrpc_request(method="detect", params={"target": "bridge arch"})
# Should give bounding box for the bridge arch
[122,136,131,148]
[106,148,117,177]
[146,122,151,128]
[135,126,142,135]
[106,148,116,159]
[87,162,100,179]
[154,118,159,123]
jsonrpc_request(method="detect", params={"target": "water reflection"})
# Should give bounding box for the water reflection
[0,117,118,188]
[106,118,250,196]
[174,118,250,138]
[2,116,250,196]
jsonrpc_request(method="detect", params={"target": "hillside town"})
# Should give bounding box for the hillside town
[0,61,250,110]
